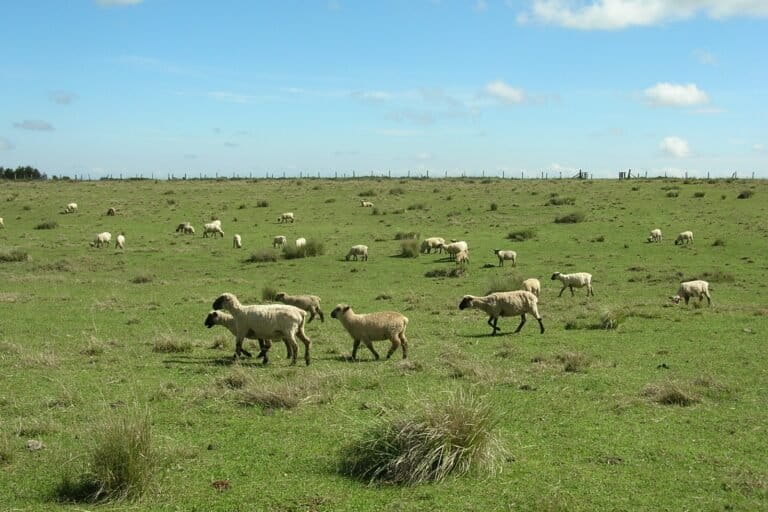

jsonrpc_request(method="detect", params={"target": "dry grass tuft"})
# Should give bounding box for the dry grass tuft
[642,381,700,406]
[555,352,591,372]
[152,335,192,353]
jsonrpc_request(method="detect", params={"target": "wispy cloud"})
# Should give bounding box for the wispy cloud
[96,0,144,6]
[483,80,526,104]
[50,91,78,105]
[13,120,54,131]
[0,137,14,150]
[644,82,709,107]
[660,136,690,158]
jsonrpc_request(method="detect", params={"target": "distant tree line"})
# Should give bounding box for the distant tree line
[0,166,47,180]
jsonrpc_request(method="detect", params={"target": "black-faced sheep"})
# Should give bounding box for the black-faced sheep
[551,272,594,297]
[459,291,544,335]
[671,280,711,305]
[346,245,368,261]
[330,304,409,360]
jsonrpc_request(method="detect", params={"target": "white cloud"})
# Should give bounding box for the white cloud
[484,80,526,104]
[518,0,768,30]
[660,136,690,158]
[0,137,14,150]
[644,82,709,107]
[50,91,78,105]
[96,0,143,6]
[13,120,54,131]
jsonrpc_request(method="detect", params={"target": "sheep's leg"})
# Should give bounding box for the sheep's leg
[399,332,408,359]
[307,311,315,323]
[385,337,400,360]
[569,285,575,296]
[488,316,500,335]
[705,293,711,306]
[351,339,361,360]
[296,329,312,366]
[558,285,566,297]
[499,259,503,267]
[363,340,380,360]
[684,296,690,305]
[233,336,247,359]
[257,339,270,364]
[284,336,299,366]
[536,317,545,334]
[514,313,527,333]
[317,309,325,323]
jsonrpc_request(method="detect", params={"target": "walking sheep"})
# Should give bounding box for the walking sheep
[204,310,289,364]
[493,249,517,267]
[671,280,711,306]
[203,220,224,238]
[551,272,594,297]
[521,278,541,297]
[295,237,306,250]
[346,244,368,261]
[176,222,195,234]
[648,228,662,243]
[274,292,325,323]
[360,200,374,207]
[106,207,116,216]
[273,235,287,248]
[278,212,295,223]
[115,234,125,250]
[91,232,112,248]
[233,234,242,249]
[420,237,445,254]
[675,231,694,245]
[0,217,4,228]
[441,241,468,261]
[456,249,470,265]
[330,304,409,360]
[459,291,544,335]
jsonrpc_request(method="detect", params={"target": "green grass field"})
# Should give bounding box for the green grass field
[1,178,766,511]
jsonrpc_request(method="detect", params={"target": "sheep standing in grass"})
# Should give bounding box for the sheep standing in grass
[648,228,662,243]
[493,249,517,267]
[295,237,306,250]
[211,293,312,366]
[233,234,242,248]
[456,249,470,265]
[420,237,445,254]
[675,231,694,245]
[0,217,4,228]
[64,202,78,214]
[278,212,295,223]
[360,200,374,208]
[330,304,409,360]
[273,235,287,248]
[203,220,224,238]
[671,280,711,306]
[346,244,368,261]
[176,222,195,235]
[91,232,112,248]
[204,310,289,364]
[551,272,594,297]
[106,207,116,216]
[115,234,125,250]
[521,278,541,297]
[441,241,468,261]
[459,291,544,335]
[274,292,324,323]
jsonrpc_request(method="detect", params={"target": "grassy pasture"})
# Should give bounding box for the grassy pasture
[1,177,767,511]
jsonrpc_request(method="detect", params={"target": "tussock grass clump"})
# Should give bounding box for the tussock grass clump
[712,238,726,247]
[237,375,330,410]
[359,189,377,197]
[699,269,735,283]
[338,390,503,485]
[218,366,252,389]
[0,435,13,465]
[394,231,419,240]
[282,239,324,260]
[556,352,591,372]
[599,308,627,330]
[489,202,498,211]
[34,220,59,230]
[399,240,420,258]
[693,191,706,198]
[256,200,269,207]
[152,335,192,353]
[262,285,278,302]
[737,190,753,199]
[130,274,153,284]
[81,338,105,356]
[324,198,336,203]
[389,187,405,195]
[55,410,154,502]
[643,382,699,406]
[486,274,522,294]
[407,203,426,211]
[424,268,466,278]
[507,228,536,241]
[244,249,278,263]
[546,196,576,206]
[666,191,679,198]
[554,211,585,224]
[0,249,30,263]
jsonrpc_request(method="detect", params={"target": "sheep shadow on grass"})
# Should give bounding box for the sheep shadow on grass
[161,355,271,368]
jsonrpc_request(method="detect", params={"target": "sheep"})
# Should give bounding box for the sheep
[233,234,242,249]
[330,304,409,360]
[273,235,287,248]
[671,280,711,306]
[456,249,470,265]
[115,234,125,250]
[441,241,468,260]
[551,272,594,297]
[211,293,312,366]
[295,237,306,250]
[521,278,541,297]
[176,222,195,235]
[274,292,325,323]
[203,220,224,238]
[106,207,116,216]
[360,200,374,208]
[459,291,544,335]
[674,231,694,245]
[64,202,78,214]
[493,249,517,267]
[420,237,445,254]
[278,212,295,223]
[91,232,112,248]
[0,217,4,228]
[204,310,289,364]
[346,244,368,261]
[647,228,662,243]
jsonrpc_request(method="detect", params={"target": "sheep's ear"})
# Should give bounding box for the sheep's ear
[343,305,350,312]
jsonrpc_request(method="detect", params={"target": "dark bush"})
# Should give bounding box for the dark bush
[554,212,585,224]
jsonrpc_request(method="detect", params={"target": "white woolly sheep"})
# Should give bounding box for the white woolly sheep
[456,249,470,265]
[521,278,541,297]
[551,272,594,297]
[647,228,662,243]
[346,244,369,261]
[115,234,125,250]
[204,309,289,364]
[0,217,4,228]
[420,237,445,254]
[63,202,78,214]
[295,237,306,250]
[176,222,195,235]
[493,249,517,267]
[211,293,312,366]
[278,212,295,223]
[233,234,242,248]
[441,241,468,260]
[459,291,544,335]
[330,304,409,360]
[91,232,112,248]
[675,231,694,245]
[203,220,224,238]
[671,280,711,306]
[273,235,287,248]
[106,207,116,216]
[274,292,325,323]
[360,200,374,207]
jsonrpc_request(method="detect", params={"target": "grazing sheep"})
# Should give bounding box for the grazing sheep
[295,237,306,250]
[459,291,544,335]
[551,272,594,297]
[493,249,517,267]
[274,292,324,323]
[203,220,224,238]
[420,237,445,254]
[521,278,541,297]
[0,217,4,228]
[64,202,78,214]
[106,207,116,216]
[176,222,195,235]
[115,234,125,250]
[211,293,312,366]
[456,249,470,265]
[233,234,242,248]
[674,231,694,245]
[278,212,295,223]
[330,304,409,360]
[91,232,112,248]
[204,310,289,364]
[671,280,711,306]
[360,200,374,207]
[346,244,369,261]
[442,241,468,260]
[647,228,662,243]
[273,235,287,248]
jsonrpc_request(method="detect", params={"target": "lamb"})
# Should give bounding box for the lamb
[106,207,116,216]
[346,244,368,261]
[278,212,295,223]
[203,220,224,238]
[674,231,694,245]
[330,304,409,360]
[551,272,594,297]
[671,280,711,306]
[459,291,544,335]
[115,234,125,250]
[441,241,468,260]
[91,232,112,248]
[176,222,195,235]
[211,293,312,366]
[64,202,78,214]
[295,237,306,250]
[420,237,445,254]
[456,249,470,265]
[360,200,374,207]
[233,234,242,249]
[274,292,325,323]
[647,228,662,243]
[204,310,289,364]
[493,249,517,267]
[273,235,287,248]
[521,278,541,297]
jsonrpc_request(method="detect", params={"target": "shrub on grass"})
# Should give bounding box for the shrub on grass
[244,249,278,263]
[642,382,699,406]
[737,190,753,199]
[0,249,30,263]
[712,238,726,247]
[556,352,591,372]
[262,285,278,302]
[424,268,466,278]
[666,191,679,198]
[338,390,503,485]
[507,228,536,241]
[283,239,325,259]
[399,240,420,258]
[359,189,377,197]
[256,200,269,208]
[324,198,336,203]
[693,192,706,198]
[130,274,153,284]
[0,435,12,465]
[599,308,626,330]
[554,212,585,224]
[389,187,405,195]
[394,231,419,240]
[486,274,522,294]
[407,203,426,211]
[546,196,576,206]
[489,202,498,211]
[35,220,58,230]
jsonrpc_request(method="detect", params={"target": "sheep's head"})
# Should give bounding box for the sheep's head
[274,292,286,301]
[670,295,682,304]
[212,293,237,311]
[458,296,475,310]
[493,249,500,255]
[551,272,561,280]
[330,304,351,319]
[204,311,221,328]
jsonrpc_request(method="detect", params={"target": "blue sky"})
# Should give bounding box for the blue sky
[1,0,766,178]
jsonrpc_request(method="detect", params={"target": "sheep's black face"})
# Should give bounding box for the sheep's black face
[550,273,560,280]
[275,293,285,301]
[204,312,218,328]
[330,305,349,318]
[212,295,226,310]
[458,297,473,310]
